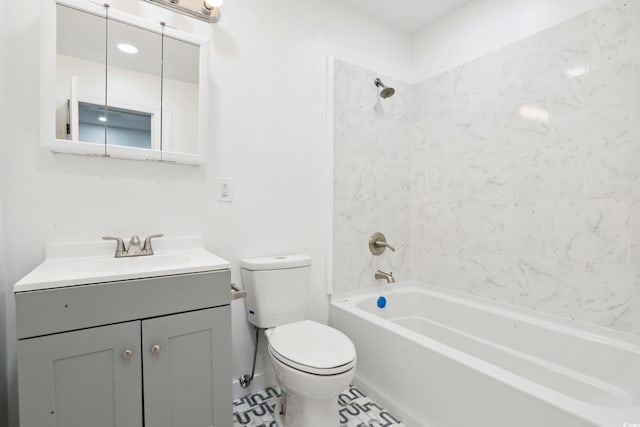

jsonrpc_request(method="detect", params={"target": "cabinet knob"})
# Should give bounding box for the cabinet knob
[122,349,133,360]
[151,344,161,355]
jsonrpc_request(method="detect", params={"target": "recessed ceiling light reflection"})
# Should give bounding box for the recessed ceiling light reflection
[98,116,107,122]
[117,43,138,54]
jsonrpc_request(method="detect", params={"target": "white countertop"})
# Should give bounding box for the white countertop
[14,236,231,293]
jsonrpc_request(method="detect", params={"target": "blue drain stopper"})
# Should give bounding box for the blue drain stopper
[377,296,387,309]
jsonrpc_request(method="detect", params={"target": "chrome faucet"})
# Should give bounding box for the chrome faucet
[103,234,164,258]
[375,270,396,283]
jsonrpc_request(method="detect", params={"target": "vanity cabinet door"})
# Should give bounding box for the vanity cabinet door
[142,307,232,427]
[17,321,143,427]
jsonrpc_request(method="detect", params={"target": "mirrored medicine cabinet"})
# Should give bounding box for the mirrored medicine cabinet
[41,0,209,165]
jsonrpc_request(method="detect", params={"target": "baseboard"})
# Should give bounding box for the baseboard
[232,371,278,399]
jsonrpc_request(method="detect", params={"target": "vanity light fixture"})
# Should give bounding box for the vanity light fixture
[201,0,222,14]
[143,0,223,23]
[117,43,138,54]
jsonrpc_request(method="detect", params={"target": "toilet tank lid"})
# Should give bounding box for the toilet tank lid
[240,254,311,271]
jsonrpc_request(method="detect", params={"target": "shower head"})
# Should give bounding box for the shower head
[374,78,395,99]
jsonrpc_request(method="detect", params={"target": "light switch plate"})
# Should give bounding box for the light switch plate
[218,178,233,202]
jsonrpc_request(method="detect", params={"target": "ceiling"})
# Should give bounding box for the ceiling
[342,0,471,33]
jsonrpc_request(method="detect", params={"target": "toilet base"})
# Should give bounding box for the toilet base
[273,393,340,427]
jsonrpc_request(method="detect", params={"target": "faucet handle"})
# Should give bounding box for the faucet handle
[103,236,125,257]
[369,232,396,255]
[375,240,396,252]
[142,234,164,254]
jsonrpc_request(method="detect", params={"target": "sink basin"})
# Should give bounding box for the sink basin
[14,237,231,292]
[73,254,192,274]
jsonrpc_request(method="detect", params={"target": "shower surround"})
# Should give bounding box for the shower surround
[333,62,413,290]
[333,0,640,335]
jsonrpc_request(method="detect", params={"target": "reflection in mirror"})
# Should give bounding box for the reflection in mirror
[106,18,162,152]
[79,102,152,148]
[55,4,106,145]
[161,35,200,157]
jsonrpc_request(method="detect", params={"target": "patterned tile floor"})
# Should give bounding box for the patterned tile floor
[232,385,407,427]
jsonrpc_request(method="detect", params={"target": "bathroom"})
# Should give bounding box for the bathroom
[1,0,640,426]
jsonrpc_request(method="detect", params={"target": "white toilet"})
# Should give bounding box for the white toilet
[241,254,356,427]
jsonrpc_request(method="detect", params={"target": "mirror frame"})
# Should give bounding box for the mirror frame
[40,0,210,165]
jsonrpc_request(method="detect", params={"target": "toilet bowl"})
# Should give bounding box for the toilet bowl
[266,320,356,427]
[240,255,357,427]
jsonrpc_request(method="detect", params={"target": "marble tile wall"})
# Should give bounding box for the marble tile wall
[333,60,413,292]
[410,0,640,335]
[333,0,640,335]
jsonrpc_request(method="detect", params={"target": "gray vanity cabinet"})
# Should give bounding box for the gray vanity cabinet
[142,307,232,427]
[17,321,143,427]
[16,270,233,427]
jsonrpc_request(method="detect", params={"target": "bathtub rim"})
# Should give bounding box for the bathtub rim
[331,281,640,348]
[329,281,640,426]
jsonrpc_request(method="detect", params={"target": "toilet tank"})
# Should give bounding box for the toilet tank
[240,254,311,328]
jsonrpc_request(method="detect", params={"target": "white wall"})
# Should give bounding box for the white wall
[0,199,6,427]
[0,0,9,423]
[412,0,610,81]
[2,0,411,424]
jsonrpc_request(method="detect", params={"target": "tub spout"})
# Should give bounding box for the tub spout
[375,270,395,283]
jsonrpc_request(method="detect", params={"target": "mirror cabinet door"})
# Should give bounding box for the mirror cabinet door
[105,19,162,160]
[55,4,107,149]
[50,1,206,164]
[161,36,201,161]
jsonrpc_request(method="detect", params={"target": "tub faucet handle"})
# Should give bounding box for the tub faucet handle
[376,240,396,252]
[369,232,396,255]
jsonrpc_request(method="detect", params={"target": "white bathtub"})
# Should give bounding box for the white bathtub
[330,282,640,427]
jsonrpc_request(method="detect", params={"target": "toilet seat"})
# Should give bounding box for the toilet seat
[267,320,356,376]
[269,346,356,376]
